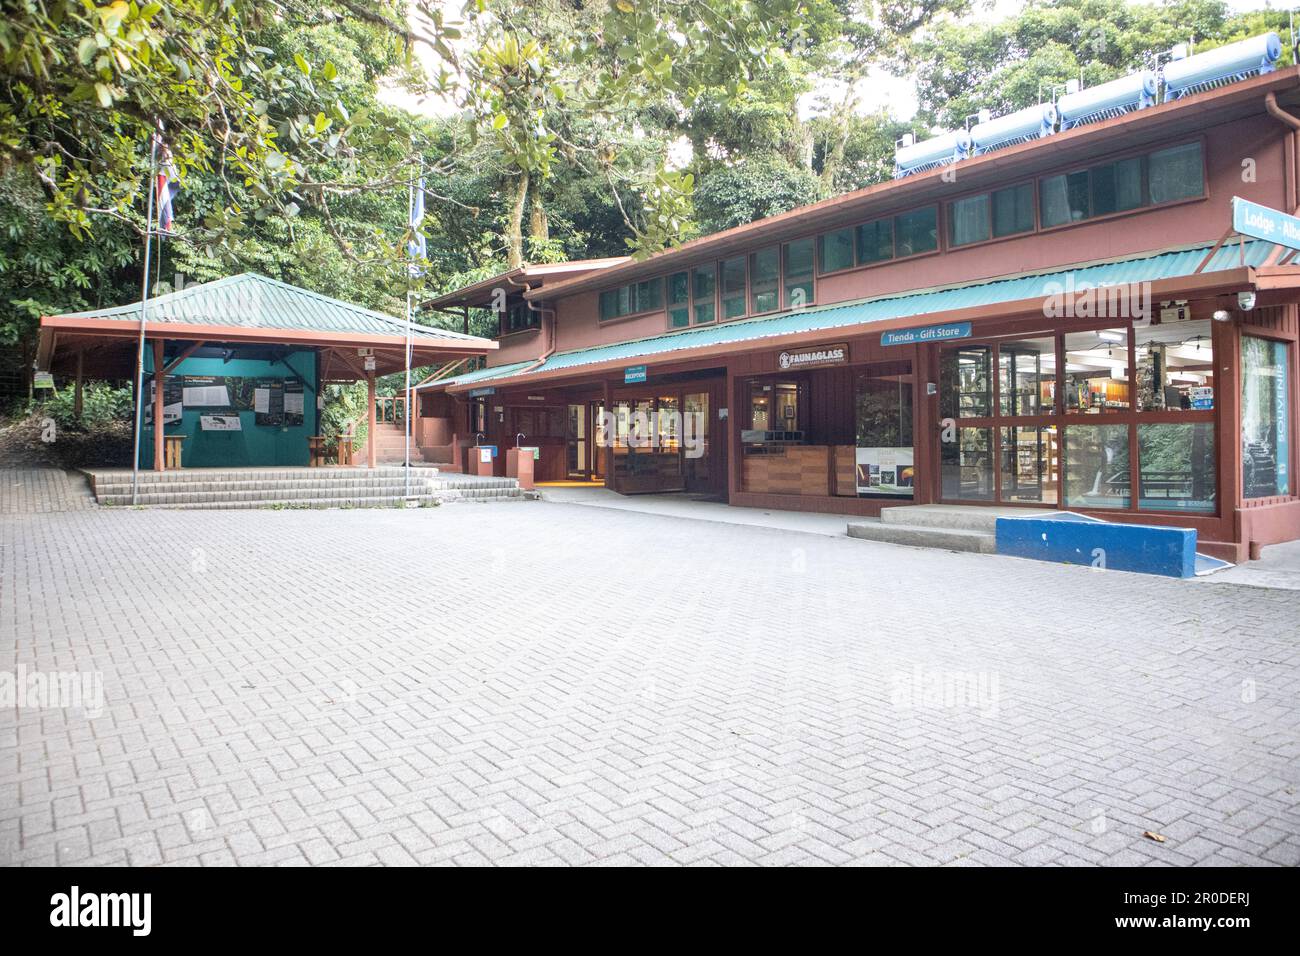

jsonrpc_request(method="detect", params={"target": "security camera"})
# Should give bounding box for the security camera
[1238,290,1257,311]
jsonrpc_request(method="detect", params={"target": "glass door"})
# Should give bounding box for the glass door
[939,337,1060,505]
[566,403,588,478]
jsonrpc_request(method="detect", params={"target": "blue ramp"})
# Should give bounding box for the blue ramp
[995,512,1197,578]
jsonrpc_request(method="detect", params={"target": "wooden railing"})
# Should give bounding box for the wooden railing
[375,395,405,423]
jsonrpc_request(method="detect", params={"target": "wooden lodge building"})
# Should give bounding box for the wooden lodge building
[419,41,1300,563]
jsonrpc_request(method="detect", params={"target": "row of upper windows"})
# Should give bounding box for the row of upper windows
[594,140,1205,329]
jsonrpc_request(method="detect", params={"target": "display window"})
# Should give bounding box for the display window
[855,363,914,498]
[999,337,1056,416]
[1135,318,1214,412]
[1063,423,1131,509]
[1137,422,1215,512]
[1064,329,1130,413]
[1241,336,1292,498]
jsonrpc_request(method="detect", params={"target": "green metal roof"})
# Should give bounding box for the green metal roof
[53,272,489,343]
[444,240,1270,389]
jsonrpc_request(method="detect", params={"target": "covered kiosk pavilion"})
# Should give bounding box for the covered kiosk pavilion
[36,273,495,471]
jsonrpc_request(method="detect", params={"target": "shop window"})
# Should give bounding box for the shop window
[941,427,994,500]
[1138,423,1215,512]
[783,238,815,308]
[693,265,716,325]
[750,246,780,313]
[1063,424,1131,509]
[999,337,1056,416]
[1000,425,1059,504]
[1149,143,1203,205]
[855,364,914,498]
[940,345,993,419]
[895,206,938,257]
[1064,329,1130,413]
[721,256,747,319]
[667,271,690,329]
[948,194,990,247]
[1135,318,1214,411]
[1241,336,1291,498]
[747,380,802,436]
[856,218,893,265]
[819,227,855,274]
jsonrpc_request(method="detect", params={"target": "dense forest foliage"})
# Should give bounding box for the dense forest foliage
[0,0,1292,390]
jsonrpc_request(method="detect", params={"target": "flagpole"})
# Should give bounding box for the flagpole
[404,178,413,500]
[130,133,159,506]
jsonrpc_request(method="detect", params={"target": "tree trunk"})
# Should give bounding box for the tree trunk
[505,170,529,269]
[528,175,549,245]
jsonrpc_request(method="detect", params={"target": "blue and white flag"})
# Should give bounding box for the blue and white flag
[407,177,426,276]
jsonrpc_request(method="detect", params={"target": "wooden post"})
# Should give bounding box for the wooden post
[73,350,84,420]
[366,370,377,468]
[152,339,165,472]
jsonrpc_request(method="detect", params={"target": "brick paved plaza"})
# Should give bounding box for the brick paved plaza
[2,477,1298,865]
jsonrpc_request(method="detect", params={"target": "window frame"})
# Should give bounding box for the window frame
[597,276,665,323]
[1037,137,1207,236]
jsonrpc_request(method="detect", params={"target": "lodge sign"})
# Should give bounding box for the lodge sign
[777,344,848,370]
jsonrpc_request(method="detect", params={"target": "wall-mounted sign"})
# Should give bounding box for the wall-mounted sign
[1232,196,1300,250]
[200,415,242,431]
[777,344,847,370]
[625,365,647,384]
[33,371,54,389]
[468,386,496,398]
[881,322,972,346]
[526,395,547,402]
[363,355,376,372]
[520,445,541,460]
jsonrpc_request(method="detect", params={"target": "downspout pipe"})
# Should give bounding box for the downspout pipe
[1265,91,1300,210]
[506,271,556,374]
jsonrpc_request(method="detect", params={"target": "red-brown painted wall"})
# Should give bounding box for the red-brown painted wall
[526,114,1287,360]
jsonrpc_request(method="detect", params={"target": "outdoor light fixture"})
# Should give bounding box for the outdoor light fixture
[1213,309,1231,322]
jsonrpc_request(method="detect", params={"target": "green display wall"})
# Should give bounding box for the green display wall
[138,351,318,468]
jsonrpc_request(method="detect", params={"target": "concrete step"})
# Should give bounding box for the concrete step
[847,519,997,554]
[879,504,1051,533]
[87,468,522,508]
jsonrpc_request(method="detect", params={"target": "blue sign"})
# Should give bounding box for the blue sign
[1232,196,1300,250]
[881,321,972,347]
[624,365,647,384]
[468,386,496,398]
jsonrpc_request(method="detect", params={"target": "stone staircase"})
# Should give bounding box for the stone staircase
[370,420,411,464]
[847,504,1053,554]
[83,466,525,509]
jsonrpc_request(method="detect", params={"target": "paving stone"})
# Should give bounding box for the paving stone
[1,476,1298,866]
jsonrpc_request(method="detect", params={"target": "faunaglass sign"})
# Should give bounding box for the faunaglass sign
[777,343,848,370]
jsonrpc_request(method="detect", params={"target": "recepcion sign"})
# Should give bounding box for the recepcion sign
[881,321,972,347]
[1232,196,1300,251]
[625,365,647,384]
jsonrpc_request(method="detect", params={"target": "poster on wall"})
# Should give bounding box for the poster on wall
[856,447,915,498]
[182,376,232,407]
[283,378,305,427]
[144,376,183,425]
[254,380,284,427]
